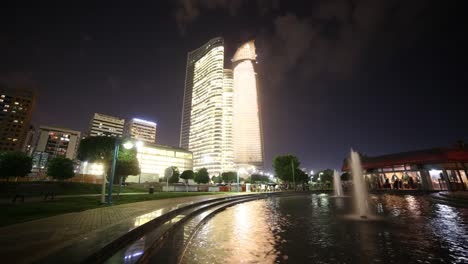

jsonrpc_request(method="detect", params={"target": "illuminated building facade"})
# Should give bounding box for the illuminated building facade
[126,143,193,183]
[180,37,228,175]
[222,69,235,171]
[232,41,264,169]
[34,126,81,159]
[0,88,36,152]
[341,148,468,191]
[88,113,125,137]
[180,38,265,174]
[32,126,81,170]
[82,143,192,183]
[125,118,157,143]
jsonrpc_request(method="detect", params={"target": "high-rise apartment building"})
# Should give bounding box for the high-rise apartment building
[124,118,157,143]
[232,41,264,169]
[32,126,81,170]
[34,126,81,159]
[21,125,36,155]
[0,88,36,152]
[88,113,125,137]
[180,37,227,175]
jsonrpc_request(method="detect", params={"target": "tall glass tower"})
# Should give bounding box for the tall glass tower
[180,37,230,175]
[232,41,264,169]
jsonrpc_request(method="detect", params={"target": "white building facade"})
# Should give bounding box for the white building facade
[124,118,157,143]
[180,38,264,175]
[232,41,264,169]
[32,126,81,170]
[88,113,125,137]
[180,37,230,175]
[126,143,193,183]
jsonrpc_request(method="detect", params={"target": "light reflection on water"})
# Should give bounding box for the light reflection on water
[181,194,468,264]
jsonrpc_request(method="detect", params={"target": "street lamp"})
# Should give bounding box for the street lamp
[237,168,246,192]
[105,138,143,205]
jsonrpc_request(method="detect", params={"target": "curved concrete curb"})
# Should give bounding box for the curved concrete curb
[83,193,263,263]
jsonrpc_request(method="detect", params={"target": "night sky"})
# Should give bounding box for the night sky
[1,1,467,172]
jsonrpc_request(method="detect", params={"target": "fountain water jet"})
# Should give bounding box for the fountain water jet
[333,170,343,197]
[350,149,369,218]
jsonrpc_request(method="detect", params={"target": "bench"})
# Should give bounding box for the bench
[12,184,59,203]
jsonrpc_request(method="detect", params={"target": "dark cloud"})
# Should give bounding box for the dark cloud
[260,0,431,86]
[174,0,431,87]
[175,0,279,34]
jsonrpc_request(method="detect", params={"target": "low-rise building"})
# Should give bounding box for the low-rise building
[80,143,193,184]
[342,148,468,191]
[127,143,193,183]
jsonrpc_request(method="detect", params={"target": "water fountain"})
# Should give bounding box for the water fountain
[350,149,369,218]
[333,170,343,197]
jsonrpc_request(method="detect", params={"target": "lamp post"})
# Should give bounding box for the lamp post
[237,171,240,192]
[291,159,296,191]
[106,138,143,205]
[106,137,120,205]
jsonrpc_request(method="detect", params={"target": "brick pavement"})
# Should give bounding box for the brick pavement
[0,194,236,264]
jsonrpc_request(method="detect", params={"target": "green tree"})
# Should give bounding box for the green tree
[341,172,350,181]
[77,136,115,164]
[273,154,300,184]
[250,174,270,183]
[211,175,222,184]
[221,171,237,183]
[194,168,210,184]
[312,169,334,183]
[168,166,180,183]
[0,151,33,181]
[77,136,140,183]
[114,158,140,184]
[295,169,309,184]
[180,170,195,184]
[47,156,75,180]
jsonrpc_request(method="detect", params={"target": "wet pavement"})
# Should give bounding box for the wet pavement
[180,194,468,264]
[0,193,239,264]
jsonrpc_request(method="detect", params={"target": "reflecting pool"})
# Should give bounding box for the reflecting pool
[180,194,468,264]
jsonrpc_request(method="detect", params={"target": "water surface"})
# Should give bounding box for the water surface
[181,194,468,264]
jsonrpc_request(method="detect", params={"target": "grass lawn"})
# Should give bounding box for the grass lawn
[0,192,232,227]
[0,182,147,199]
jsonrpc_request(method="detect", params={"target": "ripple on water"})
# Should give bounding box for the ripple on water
[179,194,468,264]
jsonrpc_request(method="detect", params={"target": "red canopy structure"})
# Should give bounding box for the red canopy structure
[342,148,468,171]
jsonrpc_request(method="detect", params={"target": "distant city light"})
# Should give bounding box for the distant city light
[133,118,157,126]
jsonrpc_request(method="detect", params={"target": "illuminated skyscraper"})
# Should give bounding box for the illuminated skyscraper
[180,37,228,175]
[232,41,264,169]
[222,69,235,172]
[180,38,264,175]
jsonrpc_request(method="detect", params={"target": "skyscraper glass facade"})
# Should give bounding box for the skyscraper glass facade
[180,38,264,175]
[232,41,264,169]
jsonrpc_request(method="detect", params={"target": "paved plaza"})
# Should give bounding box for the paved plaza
[0,194,235,263]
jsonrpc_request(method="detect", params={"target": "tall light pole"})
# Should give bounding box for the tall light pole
[237,168,245,192]
[291,159,296,191]
[105,137,120,205]
[105,139,143,205]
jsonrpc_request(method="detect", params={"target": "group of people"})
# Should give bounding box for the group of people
[383,176,416,190]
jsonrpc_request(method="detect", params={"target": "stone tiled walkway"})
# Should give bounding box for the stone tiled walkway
[0,194,235,264]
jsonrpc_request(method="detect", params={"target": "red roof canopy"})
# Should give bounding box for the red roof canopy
[342,148,468,171]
